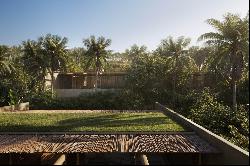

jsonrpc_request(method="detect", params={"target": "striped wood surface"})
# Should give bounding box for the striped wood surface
[0,134,218,153]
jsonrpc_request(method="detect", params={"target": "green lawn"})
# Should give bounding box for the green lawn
[0,112,186,132]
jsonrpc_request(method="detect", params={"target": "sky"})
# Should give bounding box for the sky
[0,0,249,52]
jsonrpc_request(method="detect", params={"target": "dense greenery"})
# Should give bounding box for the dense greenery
[0,12,248,150]
[0,112,185,132]
[28,90,144,110]
[198,13,249,111]
[188,88,249,150]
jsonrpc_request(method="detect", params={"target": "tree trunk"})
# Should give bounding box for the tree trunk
[42,77,46,92]
[172,73,176,108]
[95,68,99,90]
[51,70,54,97]
[95,55,101,90]
[172,56,178,108]
[231,50,238,112]
[232,79,237,111]
[51,54,55,97]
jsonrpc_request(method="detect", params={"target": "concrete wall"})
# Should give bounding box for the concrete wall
[55,89,120,98]
[155,102,249,165]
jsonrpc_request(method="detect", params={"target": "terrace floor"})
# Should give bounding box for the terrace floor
[0,133,218,153]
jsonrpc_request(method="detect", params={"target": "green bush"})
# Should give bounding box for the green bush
[188,88,249,151]
[28,90,148,110]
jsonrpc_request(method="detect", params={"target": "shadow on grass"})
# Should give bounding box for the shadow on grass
[0,114,181,132]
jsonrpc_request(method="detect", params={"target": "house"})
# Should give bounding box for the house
[46,72,127,98]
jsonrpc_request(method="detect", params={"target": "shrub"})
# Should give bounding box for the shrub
[188,88,249,151]
[28,90,149,110]
[188,88,232,134]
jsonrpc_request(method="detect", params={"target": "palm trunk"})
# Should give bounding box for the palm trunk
[42,77,46,92]
[51,70,54,97]
[172,60,177,108]
[232,80,237,111]
[51,54,54,97]
[231,50,237,112]
[95,69,98,90]
[95,55,100,90]
[172,73,176,108]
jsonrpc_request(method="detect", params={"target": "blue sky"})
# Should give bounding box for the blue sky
[0,0,249,52]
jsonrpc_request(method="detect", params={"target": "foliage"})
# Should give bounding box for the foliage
[0,45,29,105]
[125,44,196,109]
[104,52,130,72]
[198,12,249,110]
[28,90,146,110]
[83,36,112,72]
[0,45,14,75]
[7,89,20,105]
[42,34,68,73]
[154,36,195,106]
[188,88,249,150]
[22,40,47,92]
[188,46,214,72]
[66,47,86,72]
[83,36,112,89]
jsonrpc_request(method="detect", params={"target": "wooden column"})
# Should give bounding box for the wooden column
[53,154,66,165]
[9,153,12,165]
[76,153,80,165]
[135,154,149,165]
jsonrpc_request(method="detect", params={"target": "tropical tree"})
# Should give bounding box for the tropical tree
[0,45,29,106]
[198,12,249,111]
[0,45,13,105]
[22,39,47,92]
[125,44,148,63]
[83,36,111,89]
[188,46,212,72]
[0,45,14,76]
[155,36,191,106]
[66,47,86,72]
[42,34,68,95]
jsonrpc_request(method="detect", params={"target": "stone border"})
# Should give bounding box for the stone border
[0,102,29,112]
[155,102,249,165]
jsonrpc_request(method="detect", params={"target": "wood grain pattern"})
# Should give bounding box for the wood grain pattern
[0,134,218,153]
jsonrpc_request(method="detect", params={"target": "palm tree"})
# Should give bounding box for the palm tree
[188,46,212,72]
[83,36,111,89]
[42,34,68,95]
[0,45,14,76]
[125,44,148,63]
[67,47,86,72]
[22,40,47,92]
[156,36,191,107]
[198,12,249,111]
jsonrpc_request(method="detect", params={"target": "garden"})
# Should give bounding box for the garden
[0,12,249,151]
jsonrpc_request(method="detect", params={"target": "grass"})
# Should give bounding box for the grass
[0,112,186,132]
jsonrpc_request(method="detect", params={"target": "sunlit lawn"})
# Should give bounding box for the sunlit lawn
[0,112,186,132]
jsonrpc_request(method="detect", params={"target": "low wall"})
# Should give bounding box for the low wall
[155,102,249,165]
[0,102,29,112]
[55,89,120,98]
